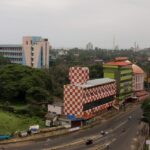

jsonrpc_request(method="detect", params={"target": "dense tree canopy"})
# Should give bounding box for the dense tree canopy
[141,98,150,124]
[0,56,10,65]
[51,48,148,70]
[89,64,103,79]
[0,64,52,103]
[49,65,69,98]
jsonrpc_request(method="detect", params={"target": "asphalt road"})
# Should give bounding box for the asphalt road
[1,104,142,150]
[63,105,142,150]
[52,104,142,150]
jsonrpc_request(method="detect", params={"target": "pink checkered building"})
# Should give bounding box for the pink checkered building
[64,67,116,119]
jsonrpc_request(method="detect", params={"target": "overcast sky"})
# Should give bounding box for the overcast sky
[0,0,150,49]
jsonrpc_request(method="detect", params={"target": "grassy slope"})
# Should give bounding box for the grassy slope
[0,110,45,134]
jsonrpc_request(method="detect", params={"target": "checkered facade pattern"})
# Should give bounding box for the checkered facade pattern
[64,85,83,118]
[64,82,116,119]
[69,67,89,84]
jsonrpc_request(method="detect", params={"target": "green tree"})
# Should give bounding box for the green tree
[0,56,10,65]
[141,98,150,124]
[0,64,52,103]
[49,65,69,98]
[89,64,103,79]
[26,87,51,103]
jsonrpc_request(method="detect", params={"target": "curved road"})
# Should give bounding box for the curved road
[1,104,142,150]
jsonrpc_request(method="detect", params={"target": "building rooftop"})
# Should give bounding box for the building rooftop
[105,57,132,67]
[132,64,144,74]
[115,57,128,61]
[136,90,149,97]
[75,78,115,88]
[105,61,131,66]
[0,44,22,48]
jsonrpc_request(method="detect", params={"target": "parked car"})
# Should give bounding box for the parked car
[0,135,11,140]
[28,125,40,135]
[19,131,28,137]
[28,129,40,135]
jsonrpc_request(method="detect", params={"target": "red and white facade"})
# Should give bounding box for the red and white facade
[64,67,116,119]
[69,67,89,85]
[132,64,144,92]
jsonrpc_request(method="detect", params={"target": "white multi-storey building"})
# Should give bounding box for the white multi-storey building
[0,36,51,68]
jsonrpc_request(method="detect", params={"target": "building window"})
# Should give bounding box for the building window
[83,95,115,111]
[31,47,34,56]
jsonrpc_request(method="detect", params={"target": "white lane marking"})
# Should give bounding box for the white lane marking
[44,120,127,150]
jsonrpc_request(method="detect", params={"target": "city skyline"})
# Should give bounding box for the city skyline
[0,0,150,49]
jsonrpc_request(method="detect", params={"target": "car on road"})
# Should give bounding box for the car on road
[85,139,93,145]
[105,131,109,135]
[101,130,109,135]
[101,130,105,135]
[128,116,132,120]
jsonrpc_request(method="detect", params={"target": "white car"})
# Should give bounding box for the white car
[101,131,109,135]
